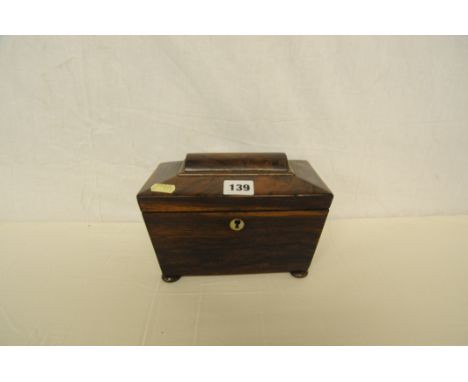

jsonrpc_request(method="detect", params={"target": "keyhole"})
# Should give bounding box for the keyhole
[229,218,245,231]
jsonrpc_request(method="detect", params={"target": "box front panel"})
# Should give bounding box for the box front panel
[142,210,328,276]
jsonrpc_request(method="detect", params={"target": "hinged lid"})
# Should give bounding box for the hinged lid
[137,153,333,212]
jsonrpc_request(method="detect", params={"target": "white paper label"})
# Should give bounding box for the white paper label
[223,180,254,195]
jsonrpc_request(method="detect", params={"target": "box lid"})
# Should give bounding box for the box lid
[137,153,333,212]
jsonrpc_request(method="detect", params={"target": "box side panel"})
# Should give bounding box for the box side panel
[142,210,329,276]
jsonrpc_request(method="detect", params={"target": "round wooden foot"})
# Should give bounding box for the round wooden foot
[162,275,181,283]
[290,270,308,278]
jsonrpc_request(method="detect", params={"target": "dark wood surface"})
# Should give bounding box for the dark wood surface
[137,159,333,212]
[137,153,333,279]
[184,152,290,173]
[143,210,328,277]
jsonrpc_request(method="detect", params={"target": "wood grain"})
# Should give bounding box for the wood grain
[143,210,328,276]
[137,153,333,279]
[183,152,290,173]
[137,160,333,212]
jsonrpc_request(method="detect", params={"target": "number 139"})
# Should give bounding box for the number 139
[230,184,250,191]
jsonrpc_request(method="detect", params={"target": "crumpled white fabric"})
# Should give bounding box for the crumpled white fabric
[1,36,467,221]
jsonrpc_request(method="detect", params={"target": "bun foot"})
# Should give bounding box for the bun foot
[162,275,181,283]
[290,270,308,278]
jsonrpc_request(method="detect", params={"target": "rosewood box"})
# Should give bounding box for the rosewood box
[137,153,333,282]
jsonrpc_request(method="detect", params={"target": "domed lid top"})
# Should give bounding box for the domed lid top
[137,153,333,212]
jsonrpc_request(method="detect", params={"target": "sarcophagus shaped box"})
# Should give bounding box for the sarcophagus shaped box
[137,153,333,282]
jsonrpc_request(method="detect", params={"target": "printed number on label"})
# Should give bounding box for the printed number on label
[223,180,254,196]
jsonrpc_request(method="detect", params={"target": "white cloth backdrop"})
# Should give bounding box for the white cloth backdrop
[1,36,467,221]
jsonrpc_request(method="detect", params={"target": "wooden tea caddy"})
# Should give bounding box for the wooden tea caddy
[137,153,333,282]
